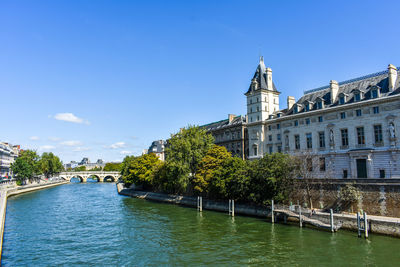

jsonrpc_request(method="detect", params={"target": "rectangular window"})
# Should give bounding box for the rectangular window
[268,125,271,131]
[306,133,312,149]
[268,135,272,142]
[380,169,385,178]
[373,106,379,114]
[356,109,362,117]
[269,146,273,154]
[318,116,323,122]
[295,135,300,150]
[339,96,345,105]
[277,145,282,153]
[305,118,310,125]
[372,90,378,98]
[277,124,281,130]
[305,103,310,111]
[277,134,281,141]
[340,112,346,119]
[354,93,360,102]
[341,129,349,147]
[294,106,298,113]
[357,127,365,145]
[343,169,348,178]
[374,124,383,144]
[253,146,257,156]
[317,101,323,109]
[294,120,299,127]
[319,132,325,148]
[319,157,326,172]
[257,115,260,121]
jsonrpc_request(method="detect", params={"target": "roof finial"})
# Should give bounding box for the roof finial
[259,56,264,63]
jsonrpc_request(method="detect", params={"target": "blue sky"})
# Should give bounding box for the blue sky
[1,0,400,163]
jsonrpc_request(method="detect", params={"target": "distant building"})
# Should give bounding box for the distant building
[79,157,90,165]
[0,143,20,177]
[64,161,78,170]
[201,114,248,159]
[147,140,166,161]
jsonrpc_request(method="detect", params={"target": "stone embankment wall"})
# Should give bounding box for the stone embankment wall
[117,183,400,238]
[0,180,68,260]
[289,179,400,217]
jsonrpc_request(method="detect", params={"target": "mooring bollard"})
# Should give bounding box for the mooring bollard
[271,199,275,224]
[200,196,202,212]
[197,196,202,212]
[299,205,302,228]
[357,212,361,237]
[330,209,334,232]
[364,212,368,238]
[232,200,235,217]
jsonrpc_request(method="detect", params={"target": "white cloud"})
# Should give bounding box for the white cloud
[29,136,40,141]
[60,140,82,146]
[110,142,126,149]
[53,113,89,124]
[120,150,132,155]
[48,137,61,142]
[73,147,91,152]
[39,145,55,151]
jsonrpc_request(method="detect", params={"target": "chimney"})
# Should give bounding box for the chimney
[228,114,236,123]
[287,96,295,110]
[388,64,397,91]
[266,67,273,90]
[330,80,339,103]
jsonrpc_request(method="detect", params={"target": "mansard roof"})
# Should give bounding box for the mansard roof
[201,115,246,131]
[245,57,277,94]
[283,66,400,116]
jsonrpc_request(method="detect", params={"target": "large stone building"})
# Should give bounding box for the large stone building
[0,143,20,178]
[246,57,400,179]
[147,140,167,161]
[201,114,248,159]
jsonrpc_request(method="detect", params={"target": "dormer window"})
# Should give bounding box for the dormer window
[338,93,347,105]
[371,89,378,99]
[269,115,274,119]
[305,103,310,111]
[277,113,282,118]
[316,98,324,109]
[354,93,360,102]
[294,105,298,114]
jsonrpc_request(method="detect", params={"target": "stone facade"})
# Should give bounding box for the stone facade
[0,143,19,177]
[201,114,248,159]
[246,58,400,179]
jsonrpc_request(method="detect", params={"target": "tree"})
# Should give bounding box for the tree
[166,126,214,177]
[121,154,161,189]
[11,150,40,182]
[193,145,231,195]
[90,166,103,171]
[153,160,190,194]
[74,166,86,172]
[38,152,64,178]
[103,162,122,172]
[248,153,295,205]
[210,156,249,201]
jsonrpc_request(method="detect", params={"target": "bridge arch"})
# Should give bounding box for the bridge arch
[87,174,100,182]
[103,176,116,182]
[69,175,84,183]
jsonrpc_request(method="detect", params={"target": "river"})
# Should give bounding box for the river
[2,183,400,266]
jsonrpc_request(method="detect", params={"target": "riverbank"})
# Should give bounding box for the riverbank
[117,183,400,238]
[0,180,68,260]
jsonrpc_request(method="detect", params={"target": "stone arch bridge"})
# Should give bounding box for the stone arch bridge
[59,171,121,183]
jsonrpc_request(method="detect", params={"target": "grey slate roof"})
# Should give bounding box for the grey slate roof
[201,115,246,131]
[283,67,400,116]
[245,57,277,94]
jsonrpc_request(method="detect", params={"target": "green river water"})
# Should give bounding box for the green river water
[2,183,400,266]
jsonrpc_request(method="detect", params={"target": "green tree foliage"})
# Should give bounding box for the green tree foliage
[121,154,161,189]
[166,126,214,177]
[210,157,250,201]
[248,153,295,204]
[153,161,190,194]
[90,166,103,171]
[74,166,86,172]
[103,162,122,172]
[11,150,40,181]
[38,152,64,178]
[193,145,231,195]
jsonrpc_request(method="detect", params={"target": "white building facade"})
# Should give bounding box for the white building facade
[0,143,19,178]
[246,58,400,179]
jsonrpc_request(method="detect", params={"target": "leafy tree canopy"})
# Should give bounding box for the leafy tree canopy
[39,152,64,178]
[121,154,161,188]
[193,145,231,195]
[11,150,40,180]
[103,162,122,172]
